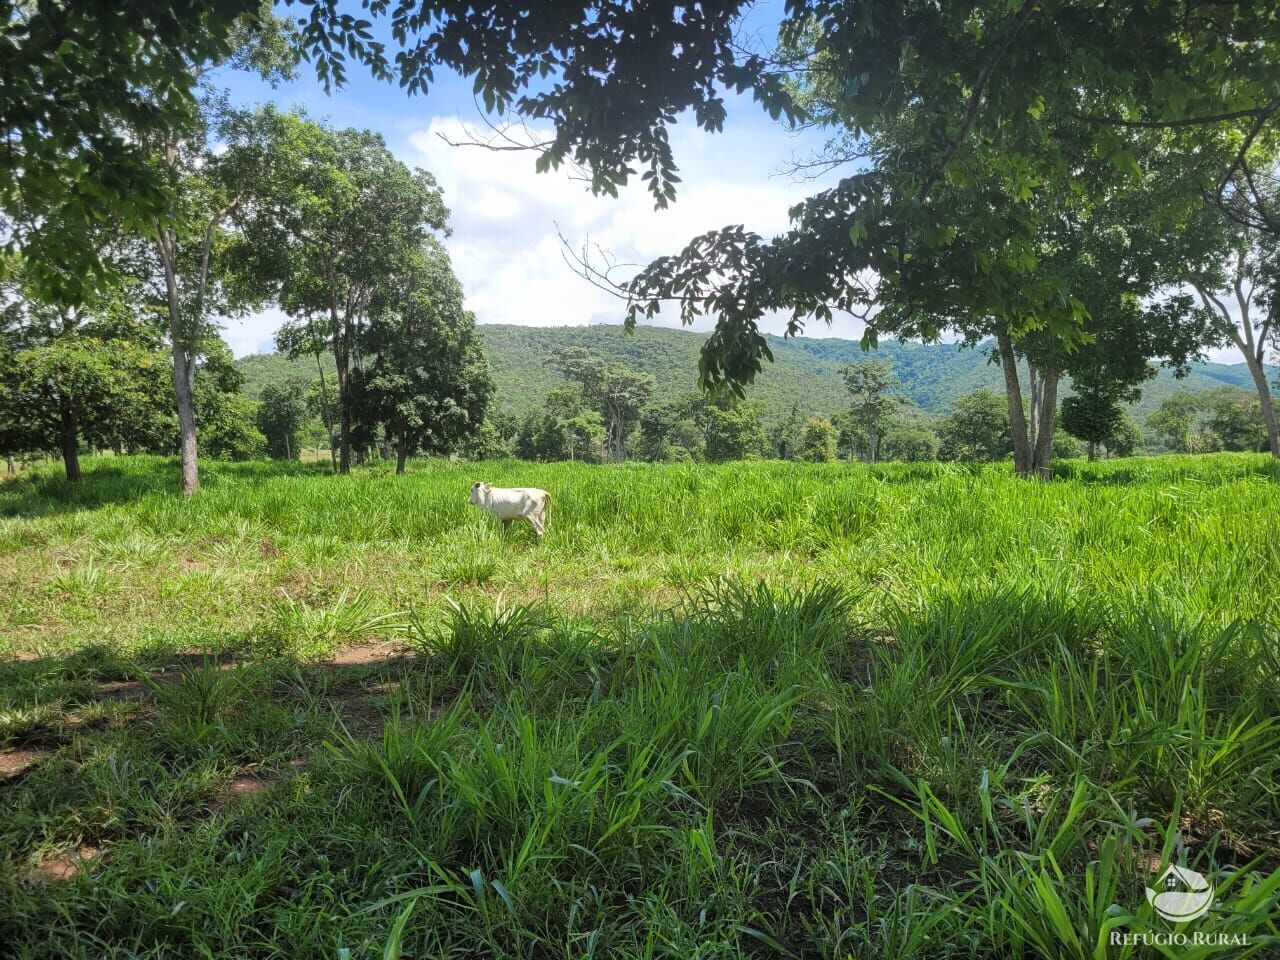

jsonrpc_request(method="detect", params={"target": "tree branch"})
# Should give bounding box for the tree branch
[920,0,1041,200]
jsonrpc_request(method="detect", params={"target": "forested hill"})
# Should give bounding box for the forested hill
[236,323,1273,425]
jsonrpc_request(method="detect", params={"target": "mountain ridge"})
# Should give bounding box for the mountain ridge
[235,322,1274,425]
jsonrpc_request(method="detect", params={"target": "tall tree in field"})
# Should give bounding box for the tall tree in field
[350,241,493,474]
[840,359,902,463]
[591,2,1280,475]
[1147,392,1206,454]
[243,110,449,473]
[795,416,838,463]
[938,389,1012,464]
[552,348,654,462]
[140,17,298,495]
[3,5,299,494]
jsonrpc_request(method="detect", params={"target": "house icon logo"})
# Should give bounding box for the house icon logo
[1145,864,1214,922]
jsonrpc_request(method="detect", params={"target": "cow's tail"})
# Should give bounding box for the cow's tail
[542,492,552,533]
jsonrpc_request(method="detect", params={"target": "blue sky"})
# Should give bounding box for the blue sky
[216,1,852,357]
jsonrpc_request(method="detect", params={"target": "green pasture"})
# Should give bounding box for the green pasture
[1,454,1278,957]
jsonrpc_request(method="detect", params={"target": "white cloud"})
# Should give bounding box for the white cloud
[227,106,838,355]
[406,113,827,335]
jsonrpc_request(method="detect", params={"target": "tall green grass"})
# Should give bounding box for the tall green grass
[0,453,1277,957]
[2,453,1277,656]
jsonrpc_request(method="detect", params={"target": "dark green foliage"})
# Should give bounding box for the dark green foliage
[350,242,493,472]
[0,276,173,479]
[515,385,604,463]
[292,1,786,207]
[880,420,940,463]
[1150,388,1271,454]
[256,382,307,460]
[194,341,265,461]
[1207,391,1270,453]
[840,358,903,463]
[0,0,267,300]
[242,109,451,473]
[704,401,765,462]
[938,389,1013,463]
[550,347,653,462]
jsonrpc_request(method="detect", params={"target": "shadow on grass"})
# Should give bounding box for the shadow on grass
[0,457,337,519]
[1051,454,1280,485]
[2,584,1279,957]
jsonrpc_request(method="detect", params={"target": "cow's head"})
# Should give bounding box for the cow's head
[468,481,490,506]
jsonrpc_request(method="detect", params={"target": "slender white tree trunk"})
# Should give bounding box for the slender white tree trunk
[157,223,200,496]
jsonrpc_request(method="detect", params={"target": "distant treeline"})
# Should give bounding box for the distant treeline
[234,336,1276,467]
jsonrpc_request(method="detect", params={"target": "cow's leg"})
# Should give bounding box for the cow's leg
[501,519,512,534]
[529,514,544,539]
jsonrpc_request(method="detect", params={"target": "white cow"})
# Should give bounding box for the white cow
[468,482,552,538]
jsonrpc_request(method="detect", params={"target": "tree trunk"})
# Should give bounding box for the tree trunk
[1027,364,1041,456]
[396,430,408,475]
[172,345,199,495]
[157,225,199,496]
[996,328,1033,477]
[1243,353,1280,457]
[1087,441,1097,461]
[59,398,81,482]
[314,352,337,471]
[334,335,351,474]
[1031,366,1059,479]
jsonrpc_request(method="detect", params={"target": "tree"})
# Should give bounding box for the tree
[601,2,1273,479]
[552,348,653,462]
[938,389,1012,463]
[1206,389,1269,452]
[1,263,171,480]
[461,420,511,462]
[795,417,838,462]
[0,1,269,299]
[195,340,265,461]
[1060,386,1127,461]
[350,241,493,474]
[1189,222,1280,457]
[1061,386,1146,460]
[516,386,604,463]
[769,403,804,460]
[1147,392,1204,453]
[881,421,940,463]
[244,109,449,474]
[257,382,307,460]
[117,13,298,495]
[705,401,765,462]
[1104,410,1143,459]
[840,359,902,463]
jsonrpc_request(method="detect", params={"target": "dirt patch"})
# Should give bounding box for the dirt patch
[26,845,100,883]
[0,747,46,780]
[210,759,307,813]
[93,678,150,700]
[323,642,406,667]
[225,775,272,800]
